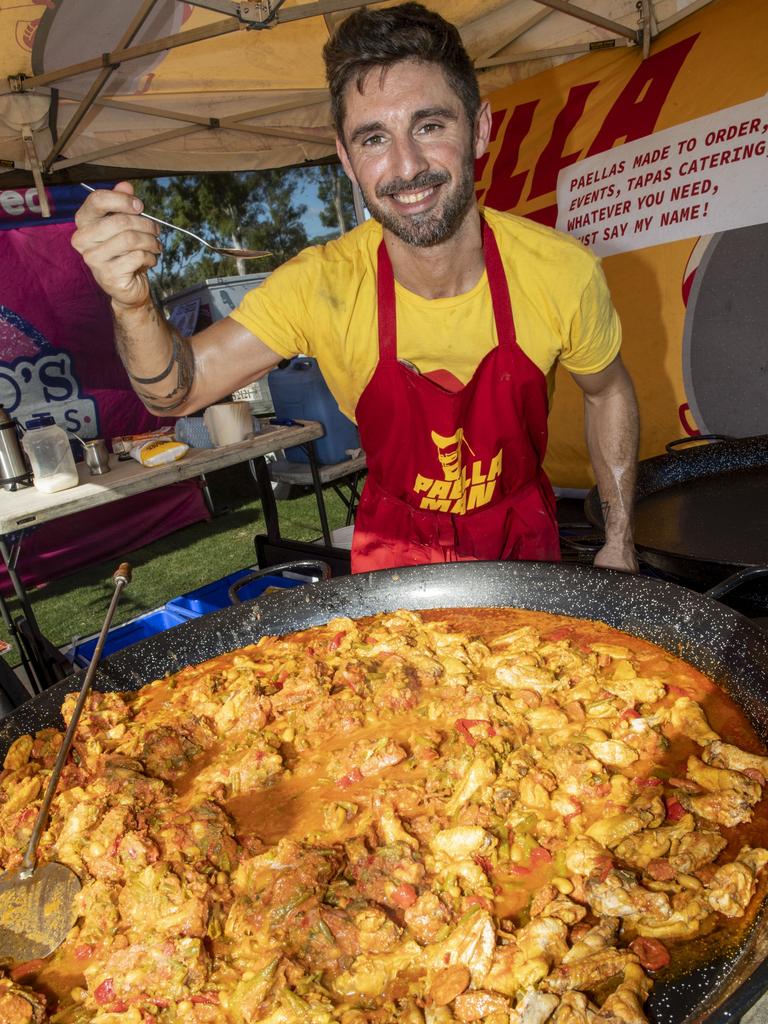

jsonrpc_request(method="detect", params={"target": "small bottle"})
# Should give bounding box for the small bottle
[21,414,79,493]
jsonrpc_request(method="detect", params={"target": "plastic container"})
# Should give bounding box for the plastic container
[166,569,304,619]
[21,414,79,493]
[71,608,188,668]
[267,357,360,465]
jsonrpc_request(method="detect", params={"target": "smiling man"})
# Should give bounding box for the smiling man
[72,2,639,574]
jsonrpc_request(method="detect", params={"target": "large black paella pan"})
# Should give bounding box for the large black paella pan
[2,560,768,1024]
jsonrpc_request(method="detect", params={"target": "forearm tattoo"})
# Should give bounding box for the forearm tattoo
[115,312,196,413]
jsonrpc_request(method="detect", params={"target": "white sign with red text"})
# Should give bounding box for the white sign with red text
[556,96,768,255]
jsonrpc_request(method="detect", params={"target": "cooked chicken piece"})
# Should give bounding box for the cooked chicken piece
[635,891,712,939]
[551,991,599,1024]
[484,918,568,995]
[585,869,671,922]
[2,735,33,770]
[706,846,768,917]
[445,755,497,815]
[404,892,452,945]
[526,707,570,731]
[686,755,762,801]
[587,812,651,850]
[453,990,510,1021]
[0,976,47,1024]
[679,789,757,828]
[541,899,588,926]
[588,740,639,768]
[668,829,726,873]
[591,643,633,660]
[566,837,611,876]
[430,826,496,862]
[428,964,471,1006]
[376,800,419,849]
[514,990,560,1024]
[354,906,402,954]
[118,862,208,938]
[596,962,652,1024]
[702,741,768,779]
[668,698,719,743]
[424,909,496,987]
[562,918,619,964]
[333,939,424,998]
[614,813,694,870]
[602,677,666,704]
[490,660,559,693]
[489,626,542,652]
[545,948,638,993]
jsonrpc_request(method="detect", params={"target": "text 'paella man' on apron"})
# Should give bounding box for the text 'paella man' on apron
[71,3,640,575]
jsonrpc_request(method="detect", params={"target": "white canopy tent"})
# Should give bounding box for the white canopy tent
[0,0,714,197]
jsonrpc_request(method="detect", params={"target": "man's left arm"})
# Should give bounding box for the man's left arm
[571,354,640,572]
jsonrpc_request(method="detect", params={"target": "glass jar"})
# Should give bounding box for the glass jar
[21,414,79,493]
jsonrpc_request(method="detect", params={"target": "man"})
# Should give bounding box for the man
[72,2,639,574]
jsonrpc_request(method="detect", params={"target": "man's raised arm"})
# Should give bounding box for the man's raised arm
[72,181,281,416]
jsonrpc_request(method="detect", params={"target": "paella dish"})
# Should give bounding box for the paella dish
[1,606,767,1024]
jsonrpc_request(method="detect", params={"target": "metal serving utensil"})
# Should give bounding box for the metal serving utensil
[80,183,270,260]
[0,563,131,964]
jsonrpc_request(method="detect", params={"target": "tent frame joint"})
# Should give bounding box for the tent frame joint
[8,75,26,94]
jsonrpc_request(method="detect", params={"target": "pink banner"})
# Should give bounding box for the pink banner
[0,222,209,596]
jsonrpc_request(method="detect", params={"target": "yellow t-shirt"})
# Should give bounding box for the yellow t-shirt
[230,207,621,423]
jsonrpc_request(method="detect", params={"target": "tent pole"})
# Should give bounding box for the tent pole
[477,39,628,70]
[43,0,160,171]
[530,0,639,43]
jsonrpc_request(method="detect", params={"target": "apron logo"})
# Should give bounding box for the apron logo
[413,428,502,513]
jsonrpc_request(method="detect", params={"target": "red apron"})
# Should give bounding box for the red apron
[351,220,560,573]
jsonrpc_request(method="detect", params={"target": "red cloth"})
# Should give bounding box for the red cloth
[351,220,560,572]
[0,222,209,595]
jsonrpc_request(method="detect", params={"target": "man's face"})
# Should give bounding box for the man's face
[337,59,489,248]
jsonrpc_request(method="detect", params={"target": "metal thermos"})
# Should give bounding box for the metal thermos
[0,405,30,491]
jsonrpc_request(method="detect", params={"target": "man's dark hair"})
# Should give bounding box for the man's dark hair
[323,2,480,141]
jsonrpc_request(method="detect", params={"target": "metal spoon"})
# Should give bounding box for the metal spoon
[80,183,270,260]
[0,563,131,964]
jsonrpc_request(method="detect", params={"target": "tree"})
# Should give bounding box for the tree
[133,169,310,299]
[316,163,356,236]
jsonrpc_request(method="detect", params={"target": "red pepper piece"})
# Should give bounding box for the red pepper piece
[665,796,686,822]
[509,864,532,877]
[621,708,642,720]
[630,937,671,972]
[94,979,117,1005]
[530,847,553,867]
[390,883,418,908]
[454,719,496,747]
[633,776,663,788]
[328,631,347,651]
[9,959,45,981]
[337,767,363,789]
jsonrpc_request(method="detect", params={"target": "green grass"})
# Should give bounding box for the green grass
[0,463,351,666]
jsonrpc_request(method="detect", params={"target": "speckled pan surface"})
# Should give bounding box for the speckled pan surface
[2,560,768,1023]
[584,435,768,585]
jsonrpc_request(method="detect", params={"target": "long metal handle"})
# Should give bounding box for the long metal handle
[20,563,131,876]
[79,183,208,247]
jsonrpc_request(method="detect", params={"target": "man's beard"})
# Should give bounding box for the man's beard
[361,156,476,248]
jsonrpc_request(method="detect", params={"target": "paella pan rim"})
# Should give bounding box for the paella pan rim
[2,559,768,1024]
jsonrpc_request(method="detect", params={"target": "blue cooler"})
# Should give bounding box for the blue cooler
[71,608,188,668]
[166,569,303,619]
[268,357,360,465]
